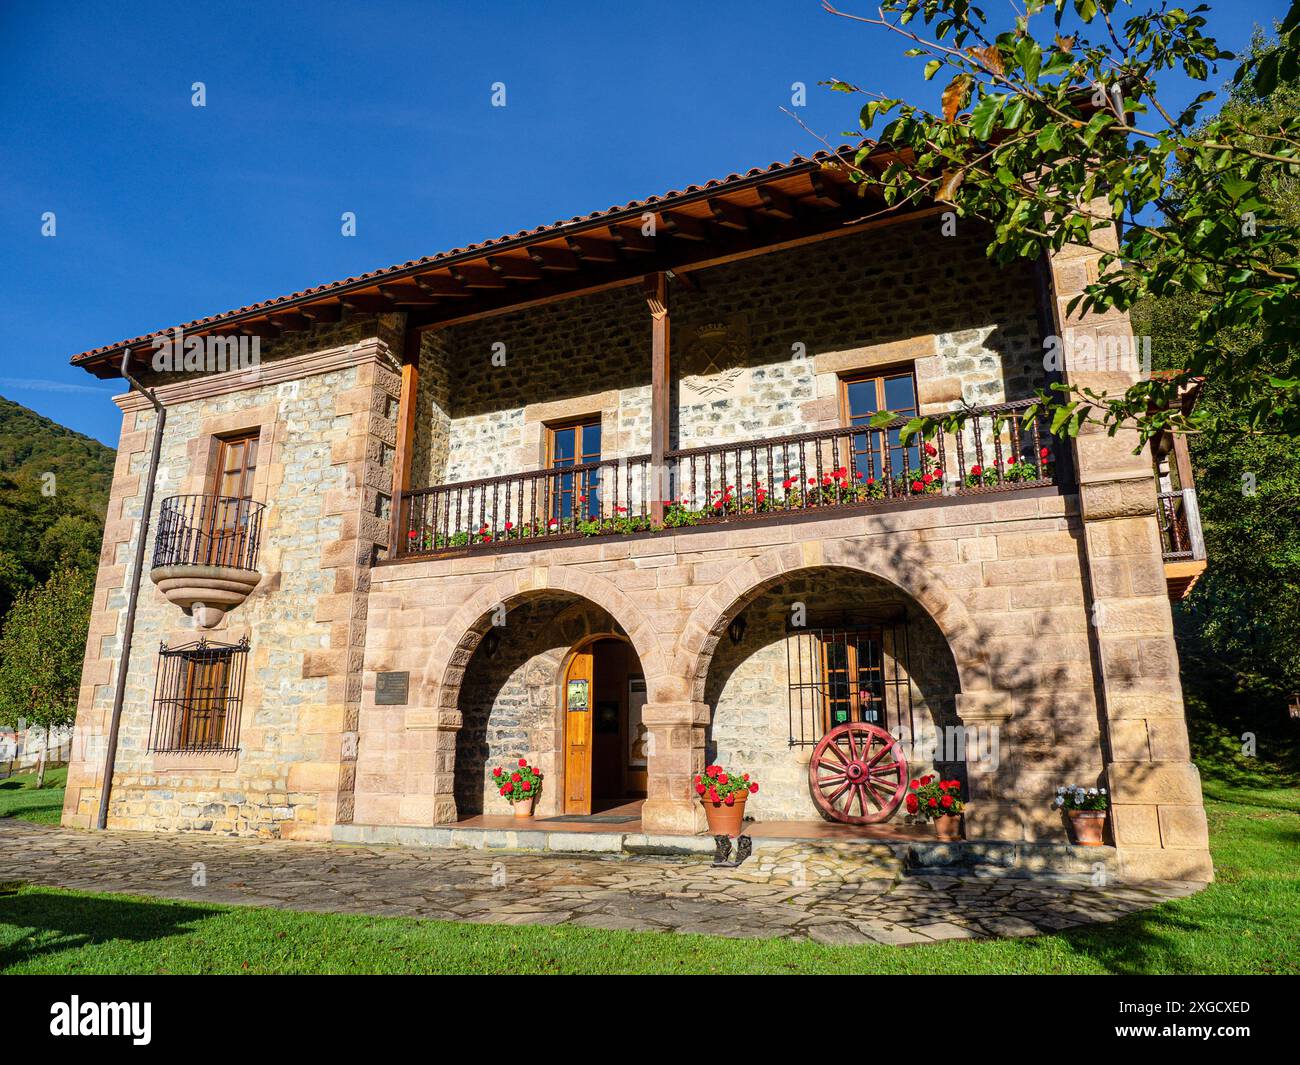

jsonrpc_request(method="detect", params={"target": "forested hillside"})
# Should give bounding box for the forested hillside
[0,396,114,617]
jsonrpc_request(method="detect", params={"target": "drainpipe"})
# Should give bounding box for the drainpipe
[96,348,166,830]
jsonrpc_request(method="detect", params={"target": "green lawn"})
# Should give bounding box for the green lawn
[0,766,67,824]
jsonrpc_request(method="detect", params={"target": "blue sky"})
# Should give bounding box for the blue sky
[0,0,1289,446]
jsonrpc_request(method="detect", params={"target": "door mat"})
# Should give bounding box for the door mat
[537,814,640,824]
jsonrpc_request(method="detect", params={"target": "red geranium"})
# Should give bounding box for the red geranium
[698,764,757,805]
[492,760,542,806]
[907,776,965,822]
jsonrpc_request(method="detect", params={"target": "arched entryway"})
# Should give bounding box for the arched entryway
[696,565,964,824]
[452,594,649,819]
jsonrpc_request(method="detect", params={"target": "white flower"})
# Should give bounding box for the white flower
[1099,788,1107,795]
[1056,786,1066,794]
[1088,787,1099,796]
[1054,796,1064,807]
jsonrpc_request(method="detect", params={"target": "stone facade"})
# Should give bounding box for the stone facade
[410,219,1042,487]
[62,321,401,839]
[62,214,1211,882]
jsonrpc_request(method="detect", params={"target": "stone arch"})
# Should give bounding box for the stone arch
[421,567,673,725]
[679,543,991,705]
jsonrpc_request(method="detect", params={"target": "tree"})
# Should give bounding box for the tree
[0,566,93,787]
[820,0,1300,444]
[1132,29,1300,695]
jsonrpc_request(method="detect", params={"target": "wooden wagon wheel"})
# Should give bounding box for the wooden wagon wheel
[808,722,908,824]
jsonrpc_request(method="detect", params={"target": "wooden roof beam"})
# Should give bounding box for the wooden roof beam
[487,256,544,281]
[803,171,855,209]
[378,283,440,305]
[661,212,708,241]
[449,265,508,289]
[267,310,312,331]
[609,225,655,254]
[756,185,799,219]
[566,235,620,263]
[300,301,343,323]
[414,275,473,298]
[340,293,394,313]
[708,198,751,231]
[528,245,582,271]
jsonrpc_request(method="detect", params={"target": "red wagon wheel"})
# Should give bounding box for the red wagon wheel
[808,722,908,824]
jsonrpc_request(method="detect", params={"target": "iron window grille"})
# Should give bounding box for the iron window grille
[786,619,916,747]
[148,637,249,753]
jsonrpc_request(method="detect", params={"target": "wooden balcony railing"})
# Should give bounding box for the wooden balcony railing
[394,399,1059,559]
[1156,488,1206,562]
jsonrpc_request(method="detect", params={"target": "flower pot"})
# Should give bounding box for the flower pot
[1067,809,1106,846]
[513,794,536,818]
[933,813,963,841]
[701,791,747,836]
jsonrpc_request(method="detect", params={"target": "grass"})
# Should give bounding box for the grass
[0,765,67,824]
[1,686,1295,974]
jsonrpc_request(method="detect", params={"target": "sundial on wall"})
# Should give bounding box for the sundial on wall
[681,317,748,397]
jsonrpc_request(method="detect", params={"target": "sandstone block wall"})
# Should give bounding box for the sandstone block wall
[62,322,401,839]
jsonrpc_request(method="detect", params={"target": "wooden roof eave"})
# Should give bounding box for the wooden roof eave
[76,148,915,379]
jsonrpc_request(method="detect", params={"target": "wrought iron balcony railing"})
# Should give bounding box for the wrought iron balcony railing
[152,494,266,572]
[395,399,1059,559]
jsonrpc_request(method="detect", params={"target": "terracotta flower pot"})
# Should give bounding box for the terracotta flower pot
[701,791,747,836]
[1067,809,1106,846]
[513,794,536,818]
[933,812,963,841]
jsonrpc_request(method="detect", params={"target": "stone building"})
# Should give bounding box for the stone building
[61,146,1212,881]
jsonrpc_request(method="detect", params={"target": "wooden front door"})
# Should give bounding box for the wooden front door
[563,649,594,814]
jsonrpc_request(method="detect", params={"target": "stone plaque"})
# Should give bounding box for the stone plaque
[376,671,410,706]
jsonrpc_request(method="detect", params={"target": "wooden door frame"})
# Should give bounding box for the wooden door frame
[558,631,636,814]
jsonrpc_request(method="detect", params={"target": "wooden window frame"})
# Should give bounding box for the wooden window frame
[545,415,602,521]
[817,629,887,734]
[838,366,921,479]
[148,639,249,754]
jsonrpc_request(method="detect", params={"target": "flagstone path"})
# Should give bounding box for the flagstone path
[0,820,1203,946]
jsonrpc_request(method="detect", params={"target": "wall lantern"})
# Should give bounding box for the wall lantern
[482,629,500,658]
[727,615,748,645]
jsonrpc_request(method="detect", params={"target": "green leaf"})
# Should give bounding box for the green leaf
[924,59,943,80]
[970,93,1005,139]
[1036,123,1064,150]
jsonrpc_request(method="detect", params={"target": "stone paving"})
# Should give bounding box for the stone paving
[0,821,1204,946]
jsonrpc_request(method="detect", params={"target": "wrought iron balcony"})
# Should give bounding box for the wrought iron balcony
[151,495,266,627]
[394,399,1059,561]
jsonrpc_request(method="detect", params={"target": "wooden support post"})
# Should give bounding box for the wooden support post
[1171,431,1195,492]
[644,272,670,525]
[388,328,422,557]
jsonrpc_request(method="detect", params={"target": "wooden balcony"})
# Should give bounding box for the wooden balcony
[1156,488,1207,600]
[390,399,1060,561]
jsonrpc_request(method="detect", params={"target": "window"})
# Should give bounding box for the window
[149,638,249,753]
[205,431,259,566]
[785,621,917,746]
[215,432,258,499]
[841,369,920,479]
[548,418,601,521]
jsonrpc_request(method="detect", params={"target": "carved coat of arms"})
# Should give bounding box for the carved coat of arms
[681,316,749,397]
